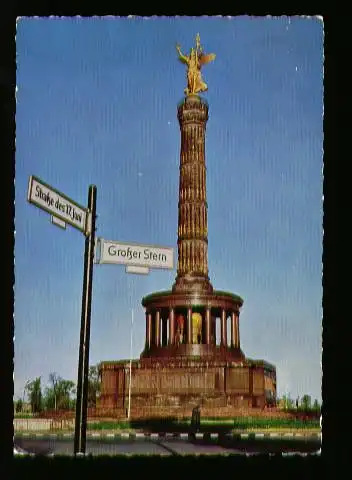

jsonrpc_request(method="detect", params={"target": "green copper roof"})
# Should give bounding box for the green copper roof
[141,289,244,305]
[246,358,276,370]
[142,290,172,301]
[213,291,244,304]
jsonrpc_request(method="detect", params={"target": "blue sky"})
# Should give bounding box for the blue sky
[15,16,323,402]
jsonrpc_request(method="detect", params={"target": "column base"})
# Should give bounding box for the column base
[141,344,245,360]
[172,275,213,294]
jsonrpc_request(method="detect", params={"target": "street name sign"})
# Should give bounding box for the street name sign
[98,238,174,270]
[28,175,89,234]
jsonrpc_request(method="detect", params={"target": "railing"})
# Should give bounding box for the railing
[13,405,319,433]
[13,418,74,431]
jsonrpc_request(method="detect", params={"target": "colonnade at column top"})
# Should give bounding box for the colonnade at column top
[144,306,240,350]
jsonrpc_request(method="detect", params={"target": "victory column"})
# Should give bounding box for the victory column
[98,35,277,414]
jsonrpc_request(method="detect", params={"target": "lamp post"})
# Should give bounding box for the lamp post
[127,308,134,419]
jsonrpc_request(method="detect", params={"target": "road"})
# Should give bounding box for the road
[14,435,321,456]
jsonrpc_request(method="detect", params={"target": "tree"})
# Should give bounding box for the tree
[26,377,43,414]
[281,394,294,410]
[44,374,76,411]
[49,372,59,411]
[15,398,23,413]
[56,379,75,409]
[279,395,287,409]
[300,394,312,411]
[313,399,321,412]
[88,365,100,408]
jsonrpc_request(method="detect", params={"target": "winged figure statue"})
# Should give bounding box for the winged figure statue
[176,33,216,96]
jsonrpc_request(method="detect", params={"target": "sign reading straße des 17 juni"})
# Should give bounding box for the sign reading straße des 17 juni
[98,238,174,270]
[28,175,89,234]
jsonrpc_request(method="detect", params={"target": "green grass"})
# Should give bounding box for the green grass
[179,417,319,427]
[86,417,320,431]
[180,418,233,426]
[14,413,34,418]
[88,421,131,430]
[231,417,319,430]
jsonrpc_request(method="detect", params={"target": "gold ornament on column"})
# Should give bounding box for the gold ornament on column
[176,33,216,96]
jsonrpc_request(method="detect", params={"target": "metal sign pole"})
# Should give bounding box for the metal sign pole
[74,185,97,455]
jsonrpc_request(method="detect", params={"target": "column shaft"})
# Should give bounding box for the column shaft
[169,308,175,345]
[187,307,192,344]
[221,309,227,346]
[173,97,213,293]
[205,308,211,345]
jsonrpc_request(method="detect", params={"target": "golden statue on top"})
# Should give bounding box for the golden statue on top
[176,33,216,96]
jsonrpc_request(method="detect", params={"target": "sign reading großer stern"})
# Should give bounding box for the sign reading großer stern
[98,238,174,270]
[28,175,89,234]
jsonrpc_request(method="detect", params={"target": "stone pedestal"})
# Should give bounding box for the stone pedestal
[98,358,277,413]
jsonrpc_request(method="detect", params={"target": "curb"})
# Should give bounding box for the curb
[14,431,321,441]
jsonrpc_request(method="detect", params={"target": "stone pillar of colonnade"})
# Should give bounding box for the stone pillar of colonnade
[145,311,152,349]
[230,311,240,348]
[187,307,192,344]
[220,309,227,346]
[205,308,211,345]
[235,312,240,348]
[169,308,175,346]
[230,311,235,348]
[155,310,161,347]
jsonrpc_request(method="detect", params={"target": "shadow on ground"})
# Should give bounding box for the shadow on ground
[129,417,233,434]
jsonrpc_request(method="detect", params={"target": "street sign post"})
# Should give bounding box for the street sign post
[97,238,174,270]
[74,185,97,456]
[27,175,96,456]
